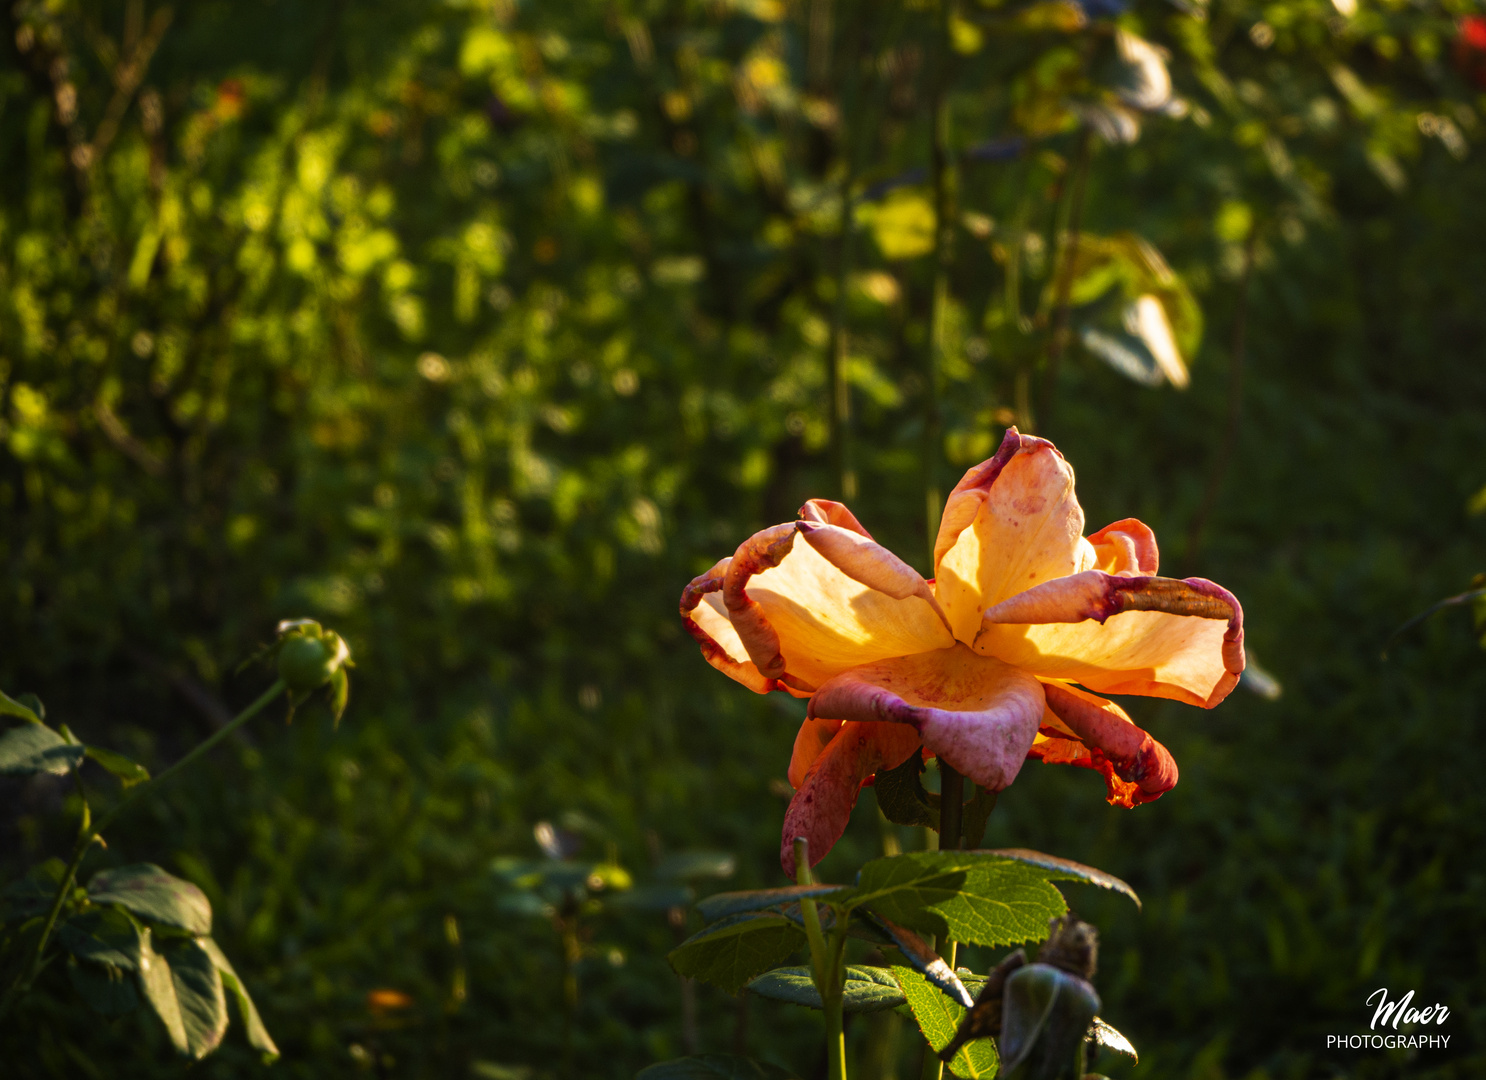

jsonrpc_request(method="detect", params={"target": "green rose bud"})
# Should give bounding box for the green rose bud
[272,620,352,724]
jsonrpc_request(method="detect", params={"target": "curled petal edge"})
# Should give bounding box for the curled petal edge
[799,498,873,538]
[977,571,1245,708]
[1035,683,1177,807]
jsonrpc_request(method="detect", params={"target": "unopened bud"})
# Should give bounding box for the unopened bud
[275,621,351,693]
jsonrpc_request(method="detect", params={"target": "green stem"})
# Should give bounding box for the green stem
[0,678,286,1020]
[795,838,847,1080]
[919,759,965,1080]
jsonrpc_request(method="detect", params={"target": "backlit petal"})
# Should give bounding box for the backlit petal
[723,522,953,690]
[799,498,874,537]
[975,572,1244,707]
[933,430,1086,644]
[780,720,922,879]
[805,644,1045,793]
[1030,683,1178,806]
[680,558,777,695]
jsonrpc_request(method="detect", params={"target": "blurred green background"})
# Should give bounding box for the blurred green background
[2,0,1484,1077]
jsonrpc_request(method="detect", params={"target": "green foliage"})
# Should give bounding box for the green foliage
[667,914,806,995]
[746,965,904,1014]
[86,864,213,937]
[892,965,1001,1080]
[0,722,85,776]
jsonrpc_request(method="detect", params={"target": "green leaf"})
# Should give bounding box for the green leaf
[0,724,85,776]
[847,852,1069,948]
[980,849,1140,909]
[85,746,150,788]
[655,852,737,882]
[199,937,280,1059]
[872,751,939,830]
[87,864,212,935]
[58,905,144,969]
[892,965,1000,1080]
[636,1055,798,1080]
[67,956,140,1017]
[0,689,42,724]
[667,912,806,994]
[1,858,69,919]
[694,885,845,924]
[167,938,230,1059]
[961,788,998,850]
[136,929,189,1055]
[998,963,1099,1078]
[746,965,905,1013]
[869,914,974,1007]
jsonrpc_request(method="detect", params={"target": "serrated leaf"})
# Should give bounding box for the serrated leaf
[869,914,973,1007]
[58,905,143,969]
[0,724,85,776]
[892,965,1000,1079]
[694,884,845,924]
[636,1055,799,1080]
[667,912,806,994]
[85,746,150,788]
[655,852,737,882]
[167,938,229,1059]
[847,852,1068,948]
[746,964,905,1013]
[68,956,140,1017]
[87,864,212,935]
[872,752,939,830]
[0,689,42,724]
[136,929,189,1054]
[1,858,69,919]
[1090,1017,1137,1062]
[199,937,280,1059]
[980,849,1140,909]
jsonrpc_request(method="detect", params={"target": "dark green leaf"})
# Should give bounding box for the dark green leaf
[0,689,42,724]
[999,964,1099,1079]
[694,885,845,924]
[136,929,189,1055]
[655,852,737,882]
[872,751,939,830]
[775,903,891,946]
[847,852,1069,947]
[636,1055,798,1080]
[67,956,140,1017]
[167,938,229,1059]
[667,912,806,994]
[746,965,905,1013]
[0,724,85,776]
[85,746,150,788]
[199,937,280,1059]
[892,965,1000,1080]
[58,906,143,969]
[979,849,1140,909]
[1,858,69,920]
[87,864,212,935]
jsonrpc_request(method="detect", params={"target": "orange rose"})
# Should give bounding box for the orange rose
[680,430,1244,878]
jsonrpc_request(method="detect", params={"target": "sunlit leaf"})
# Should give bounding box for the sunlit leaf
[0,724,85,776]
[892,965,1000,1080]
[199,937,280,1059]
[87,864,213,935]
[85,746,150,788]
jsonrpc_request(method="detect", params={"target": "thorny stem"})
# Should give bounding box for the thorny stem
[1185,227,1258,570]
[1040,126,1092,439]
[0,679,288,1020]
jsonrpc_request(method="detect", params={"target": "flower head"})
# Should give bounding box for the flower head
[680,430,1244,878]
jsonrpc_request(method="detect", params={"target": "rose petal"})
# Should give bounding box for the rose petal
[789,714,843,789]
[719,521,952,690]
[975,572,1244,708]
[805,644,1045,792]
[796,521,952,631]
[1031,683,1177,806]
[1087,518,1159,576]
[781,720,922,878]
[933,430,1087,644]
[680,558,777,694]
[799,498,874,538]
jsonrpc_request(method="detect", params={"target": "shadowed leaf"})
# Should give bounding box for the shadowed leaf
[667,912,806,994]
[745,965,905,1012]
